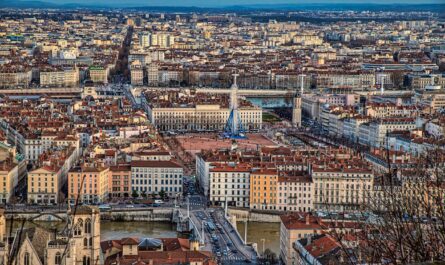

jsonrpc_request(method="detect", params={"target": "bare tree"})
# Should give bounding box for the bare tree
[329,148,445,264]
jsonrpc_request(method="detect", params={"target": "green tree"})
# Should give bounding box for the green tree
[159,190,166,200]
[131,190,139,199]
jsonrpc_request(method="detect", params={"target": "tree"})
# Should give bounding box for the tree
[259,249,278,265]
[131,190,139,199]
[329,148,445,264]
[140,190,147,198]
[391,71,405,89]
[439,62,445,73]
[159,190,166,200]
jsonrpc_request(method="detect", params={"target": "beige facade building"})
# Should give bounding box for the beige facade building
[40,67,79,87]
[0,69,32,89]
[146,103,262,132]
[130,160,183,197]
[311,167,374,212]
[0,160,19,203]
[27,147,77,204]
[280,213,325,265]
[277,174,314,213]
[209,163,251,208]
[147,63,159,86]
[131,62,144,86]
[27,166,62,204]
[89,66,108,84]
[68,165,110,204]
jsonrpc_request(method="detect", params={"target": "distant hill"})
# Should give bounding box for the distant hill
[0,0,444,14]
[0,0,104,9]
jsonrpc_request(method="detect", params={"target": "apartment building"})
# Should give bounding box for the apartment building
[28,146,77,204]
[280,213,325,265]
[130,62,144,86]
[108,164,131,198]
[364,103,418,118]
[209,163,251,208]
[277,173,314,213]
[40,67,79,87]
[147,63,159,86]
[0,160,19,203]
[407,74,445,89]
[0,68,32,89]
[130,160,183,197]
[302,94,358,121]
[415,89,445,110]
[342,116,371,142]
[311,166,374,212]
[68,165,110,204]
[28,165,62,204]
[89,66,108,84]
[359,118,417,148]
[316,72,375,90]
[249,169,278,210]
[139,32,175,48]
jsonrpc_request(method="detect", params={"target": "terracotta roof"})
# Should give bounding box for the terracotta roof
[130,160,182,168]
[280,213,324,230]
[121,237,139,245]
[305,234,341,259]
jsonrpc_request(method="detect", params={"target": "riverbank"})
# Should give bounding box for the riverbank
[4,207,175,222]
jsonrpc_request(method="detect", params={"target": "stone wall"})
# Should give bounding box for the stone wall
[228,208,282,223]
[101,208,173,222]
[5,208,174,222]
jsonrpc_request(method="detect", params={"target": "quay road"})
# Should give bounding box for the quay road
[137,86,294,97]
[180,195,257,265]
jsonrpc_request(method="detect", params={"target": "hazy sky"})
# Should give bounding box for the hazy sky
[42,0,444,7]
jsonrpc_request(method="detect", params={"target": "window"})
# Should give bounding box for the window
[84,237,88,247]
[83,256,91,265]
[55,252,62,265]
[24,252,30,265]
[85,219,92,234]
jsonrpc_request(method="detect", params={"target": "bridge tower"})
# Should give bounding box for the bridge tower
[223,73,247,139]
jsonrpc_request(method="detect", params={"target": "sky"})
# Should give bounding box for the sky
[41,0,444,7]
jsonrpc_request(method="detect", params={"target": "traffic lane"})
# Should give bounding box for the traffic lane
[212,210,255,260]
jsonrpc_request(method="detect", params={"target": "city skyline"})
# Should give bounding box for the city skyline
[0,3,444,265]
[7,0,445,8]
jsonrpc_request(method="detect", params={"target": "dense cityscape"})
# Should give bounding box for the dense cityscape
[0,1,444,265]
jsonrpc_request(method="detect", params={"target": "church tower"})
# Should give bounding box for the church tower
[292,93,302,127]
[70,205,101,265]
[292,74,305,127]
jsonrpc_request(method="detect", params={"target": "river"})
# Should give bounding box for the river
[236,221,281,255]
[6,220,281,255]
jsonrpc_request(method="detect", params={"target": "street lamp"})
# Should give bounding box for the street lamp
[261,238,266,255]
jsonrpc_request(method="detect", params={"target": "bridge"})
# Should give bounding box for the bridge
[176,195,258,264]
